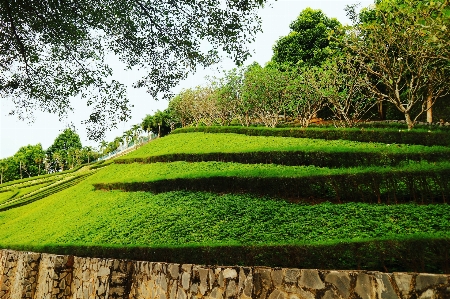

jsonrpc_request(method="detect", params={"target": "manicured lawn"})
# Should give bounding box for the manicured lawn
[124,133,450,158]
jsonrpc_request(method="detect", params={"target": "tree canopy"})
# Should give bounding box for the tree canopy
[0,0,266,140]
[344,0,450,128]
[271,8,342,67]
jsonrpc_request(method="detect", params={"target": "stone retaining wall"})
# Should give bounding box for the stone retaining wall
[0,249,449,299]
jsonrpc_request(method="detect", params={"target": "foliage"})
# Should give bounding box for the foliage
[92,161,450,204]
[46,128,83,171]
[271,8,342,67]
[171,126,450,146]
[241,63,291,127]
[0,0,266,140]
[344,0,450,129]
[121,132,450,167]
[142,110,172,137]
[0,177,449,271]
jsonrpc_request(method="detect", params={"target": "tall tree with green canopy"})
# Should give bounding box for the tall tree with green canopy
[0,0,267,140]
[47,128,83,171]
[271,8,342,67]
[344,0,450,129]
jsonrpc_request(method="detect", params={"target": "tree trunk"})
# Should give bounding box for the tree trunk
[20,161,22,179]
[426,90,433,123]
[405,112,414,130]
[377,98,385,120]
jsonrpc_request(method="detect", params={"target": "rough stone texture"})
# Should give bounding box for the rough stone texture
[324,271,351,299]
[0,250,450,299]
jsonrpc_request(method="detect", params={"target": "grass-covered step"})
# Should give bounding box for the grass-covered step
[172,126,450,146]
[0,185,448,272]
[0,172,94,212]
[92,162,450,203]
[117,133,450,167]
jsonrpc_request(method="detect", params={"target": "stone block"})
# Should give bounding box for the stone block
[355,273,376,299]
[271,270,283,287]
[226,280,237,298]
[393,272,412,299]
[222,268,236,280]
[322,290,338,299]
[415,274,447,291]
[284,269,300,284]
[182,272,191,290]
[268,289,287,299]
[374,273,399,299]
[169,264,180,280]
[418,289,435,299]
[298,270,325,290]
[325,271,350,299]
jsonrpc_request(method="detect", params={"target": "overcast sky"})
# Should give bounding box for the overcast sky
[0,0,374,158]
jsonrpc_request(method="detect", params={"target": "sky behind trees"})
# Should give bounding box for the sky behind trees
[0,0,373,158]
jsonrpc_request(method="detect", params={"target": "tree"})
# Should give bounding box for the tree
[344,0,450,129]
[13,144,46,178]
[310,55,376,127]
[142,110,172,138]
[82,146,97,164]
[47,128,83,171]
[208,67,245,126]
[271,8,342,67]
[0,159,8,184]
[241,63,290,128]
[0,0,266,140]
[284,68,327,127]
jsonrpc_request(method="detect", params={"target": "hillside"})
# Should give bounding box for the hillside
[0,129,449,273]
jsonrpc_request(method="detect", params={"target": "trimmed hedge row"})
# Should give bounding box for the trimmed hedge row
[115,150,450,168]
[172,126,450,146]
[93,168,450,204]
[3,236,449,273]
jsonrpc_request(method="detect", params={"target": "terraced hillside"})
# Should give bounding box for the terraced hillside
[0,128,449,273]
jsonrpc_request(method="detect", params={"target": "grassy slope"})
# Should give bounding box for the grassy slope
[0,177,449,247]
[0,132,449,271]
[125,133,450,158]
[91,161,450,183]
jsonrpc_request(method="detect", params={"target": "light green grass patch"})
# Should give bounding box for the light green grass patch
[0,174,448,247]
[123,133,450,159]
[90,161,450,184]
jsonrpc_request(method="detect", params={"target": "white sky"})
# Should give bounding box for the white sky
[0,0,374,158]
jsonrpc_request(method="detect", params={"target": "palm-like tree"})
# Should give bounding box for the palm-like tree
[131,124,141,144]
[123,130,133,147]
[99,140,108,155]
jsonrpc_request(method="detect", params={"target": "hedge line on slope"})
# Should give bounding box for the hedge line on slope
[115,150,450,168]
[93,167,450,204]
[172,126,450,146]
[4,236,449,273]
[0,172,94,212]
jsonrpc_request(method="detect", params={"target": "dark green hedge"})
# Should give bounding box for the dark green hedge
[3,236,449,273]
[93,168,450,204]
[172,126,450,146]
[115,150,450,168]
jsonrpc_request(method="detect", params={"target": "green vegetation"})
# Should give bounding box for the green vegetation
[119,132,450,167]
[171,126,450,146]
[0,180,448,271]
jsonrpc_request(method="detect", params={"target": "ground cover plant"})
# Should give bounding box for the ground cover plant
[92,161,450,203]
[0,178,449,272]
[171,126,450,146]
[0,129,449,273]
[118,132,450,167]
